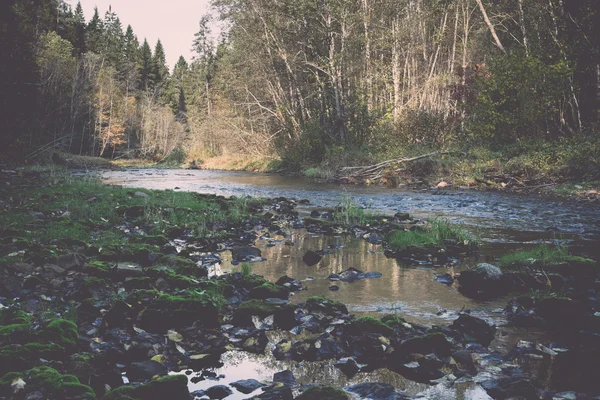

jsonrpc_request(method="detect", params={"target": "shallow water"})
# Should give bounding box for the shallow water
[96,169,599,398]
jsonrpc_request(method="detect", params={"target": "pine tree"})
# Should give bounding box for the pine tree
[73,2,86,54]
[123,25,140,91]
[152,39,169,88]
[86,7,104,54]
[170,56,189,122]
[103,8,124,69]
[139,38,153,90]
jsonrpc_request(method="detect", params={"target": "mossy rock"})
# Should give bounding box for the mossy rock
[249,282,289,300]
[296,385,348,400]
[139,291,220,332]
[0,366,95,399]
[347,317,394,336]
[157,255,206,277]
[123,277,153,290]
[0,342,67,375]
[0,323,32,343]
[40,318,78,347]
[305,296,348,315]
[381,314,407,329]
[103,375,189,400]
[84,261,111,278]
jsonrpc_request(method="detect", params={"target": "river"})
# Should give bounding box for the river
[96,168,600,399]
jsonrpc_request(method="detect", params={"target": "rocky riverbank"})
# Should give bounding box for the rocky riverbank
[0,170,598,399]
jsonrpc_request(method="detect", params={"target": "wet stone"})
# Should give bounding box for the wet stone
[204,385,233,399]
[273,369,295,386]
[303,250,322,266]
[230,379,264,394]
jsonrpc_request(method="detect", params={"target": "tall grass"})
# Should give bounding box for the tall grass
[333,194,377,225]
[388,218,478,250]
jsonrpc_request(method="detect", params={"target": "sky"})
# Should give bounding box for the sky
[75,0,212,69]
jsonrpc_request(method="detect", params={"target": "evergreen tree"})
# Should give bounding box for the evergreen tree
[170,56,189,122]
[139,38,153,90]
[86,7,104,54]
[123,24,140,91]
[72,1,86,55]
[152,39,169,88]
[103,7,124,69]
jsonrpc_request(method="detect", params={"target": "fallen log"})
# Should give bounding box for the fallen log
[335,151,451,182]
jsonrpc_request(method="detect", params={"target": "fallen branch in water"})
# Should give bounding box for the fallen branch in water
[335,151,451,182]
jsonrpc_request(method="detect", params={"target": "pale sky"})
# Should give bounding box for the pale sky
[74,0,212,69]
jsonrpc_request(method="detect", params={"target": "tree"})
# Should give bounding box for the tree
[152,39,169,89]
[72,2,86,55]
[86,6,104,54]
[139,38,153,90]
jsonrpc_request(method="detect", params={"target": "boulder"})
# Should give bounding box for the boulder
[345,383,395,400]
[204,385,233,399]
[232,246,262,262]
[230,379,264,394]
[334,357,360,378]
[458,263,506,298]
[126,360,168,381]
[450,314,496,346]
[57,253,86,270]
[303,251,322,266]
[273,370,295,386]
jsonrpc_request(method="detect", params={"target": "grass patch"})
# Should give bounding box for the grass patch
[499,245,595,270]
[332,194,379,226]
[303,167,335,181]
[388,218,478,250]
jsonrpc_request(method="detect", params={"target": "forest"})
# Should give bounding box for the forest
[1,0,599,181]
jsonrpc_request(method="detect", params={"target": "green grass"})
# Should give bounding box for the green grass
[332,194,379,226]
[388,218,478,250]
[303,167,335,181]
[0,173,259,245]
[240,263,253,278]
[499,245,595,270]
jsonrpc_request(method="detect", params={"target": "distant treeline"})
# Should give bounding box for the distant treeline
[1,0,599,166]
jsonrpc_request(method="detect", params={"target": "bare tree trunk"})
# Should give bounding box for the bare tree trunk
[517,0,529,55]
[362,0,373,110]
[392,17,401,124]
[475,0,506,54]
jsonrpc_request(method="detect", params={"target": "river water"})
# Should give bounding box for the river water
[96,169,600,399]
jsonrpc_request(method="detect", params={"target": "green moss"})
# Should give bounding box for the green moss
[126,289,160,304]
[0,366,95,399]
[84,277,109,287]
[103,375,189,400]
[238,299,281,315]
[71,352,95,364]
[102,385,137,400]
[40,319,78,347]
[0,323,31,341]
[348,316,394,336]
[84,261,111,278]
[381,314,407,329]
[305,296,348,315]
[296,386,348,400]
[249,282,289,300]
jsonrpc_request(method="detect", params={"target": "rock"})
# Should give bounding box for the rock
[450,314,496,346]
[435,273,454,285]
[103,300,134,328]
[334,357,360,378]
[437,181,449,188]
[366,233,383,244]
[126,360,168,381]
[252,386,293,400]
[394,212,411,221]
[204,385,233,399]
[452,350,476,372]
[57,253,86,270]
[303,251,322,266]
[458,263,506,298]
[398,332,455,358]
[275,276,302,292]
[480,377,539,399]
[134,191,150,198]
[8,263,35,274]
[335,268,363,282]
[310,210,321,218]
[232,246,262,262]
[115,262,144,277]
[273,370,295,386]
[329,285,339,291]
[230,379,264,394]
[42,264,65,275]
[345,382,395,400]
